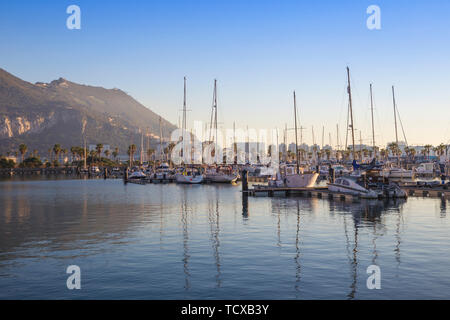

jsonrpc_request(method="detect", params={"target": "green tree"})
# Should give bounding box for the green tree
[19,144,27,163]
[128,144,137,166]
[96,144,104,161]
[53,144,61,166]
[112,147,119,162]
[423,144,433,160]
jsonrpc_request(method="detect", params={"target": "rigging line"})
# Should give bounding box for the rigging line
[395,102,408,147]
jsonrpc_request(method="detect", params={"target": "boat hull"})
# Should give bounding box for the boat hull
[328,183,379,199]
[285,173,319,188]
[175,174,204,184]
[206,174,238,183]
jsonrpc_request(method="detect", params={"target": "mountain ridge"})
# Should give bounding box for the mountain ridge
[0,68,176,157]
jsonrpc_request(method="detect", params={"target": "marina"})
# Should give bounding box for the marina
[2,0,450,304]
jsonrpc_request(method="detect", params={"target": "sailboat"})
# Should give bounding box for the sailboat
[204,80,239,183]
[175,77,204,184]
[383,86,414,180]
[327,67,378,199]
[267,91,318,188]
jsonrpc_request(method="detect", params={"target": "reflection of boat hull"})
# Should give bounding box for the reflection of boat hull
[285,173,319,188]
[175,174,204,184]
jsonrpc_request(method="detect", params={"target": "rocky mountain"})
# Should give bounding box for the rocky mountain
[0,68,176,157]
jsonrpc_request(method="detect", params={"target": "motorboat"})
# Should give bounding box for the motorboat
[328,174,379,199]
[332,164,351,176]
[128,170,146,180]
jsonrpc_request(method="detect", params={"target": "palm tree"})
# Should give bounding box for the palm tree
[147,148,155,162]
[423,144,433,160]
[380,148,386,161]
[96,144,104,161]
[408,148,416,161]
[434,143,446,158]
[387,142,399,158]
[128,144,137,166]
[112,147,119,162]
[70,146,78,163]
[53,144,61,165]
[18,144,27,163]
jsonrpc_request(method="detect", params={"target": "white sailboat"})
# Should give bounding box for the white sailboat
[175,77,204,184]
[327,67,377,199]
[265,91,319,189]
[204,80,239,183]
[175,167,204,184]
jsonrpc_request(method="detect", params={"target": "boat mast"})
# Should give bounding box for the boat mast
[140,129,144,165]
[159,116,163,162]
[392,85,400,165]
[284,123,287,162]
[83,137,87,170]
[336,124,340,151]
[293,91,299,174]
[182,77,187,162]
[370,84,376,158]
[346,67,356,160]
[233,121,236,164]
[214,80,218,163]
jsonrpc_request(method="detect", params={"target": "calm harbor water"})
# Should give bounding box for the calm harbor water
[0,177,449,300]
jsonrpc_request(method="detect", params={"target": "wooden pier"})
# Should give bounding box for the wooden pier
[244,186,367,201]
[244,185,450,200]
[400,185,450,198]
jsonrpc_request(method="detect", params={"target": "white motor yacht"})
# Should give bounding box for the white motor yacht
[328,175,379,199]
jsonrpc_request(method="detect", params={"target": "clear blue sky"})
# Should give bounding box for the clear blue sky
[1,0,449,147]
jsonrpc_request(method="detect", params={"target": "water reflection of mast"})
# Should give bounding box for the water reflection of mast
[181,189,190,290]
[294,200,301,294]
[394,200,402,269]
[208,191,222,288]
[440,198,447,218]
[343,213,358,300]
[159,186,164,248]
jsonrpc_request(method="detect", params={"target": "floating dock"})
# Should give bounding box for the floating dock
[244,185,450,200]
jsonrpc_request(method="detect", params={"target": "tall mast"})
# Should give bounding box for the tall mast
[159,116,163,161]
[233,121,236,164]
[359,130,362,161]
[336,124,340,151]
[392,86,399,146]
[182,77,187,160]
[214,80,218,163]
[284,123,287,162]
[146,127,150,163]
[321,126,324,150]
[83,136,87,170]
[347,67,356,160]
[293,91,299,174]
[370,84,376,157]
[140,129,144,165]
[392,85,399,165]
